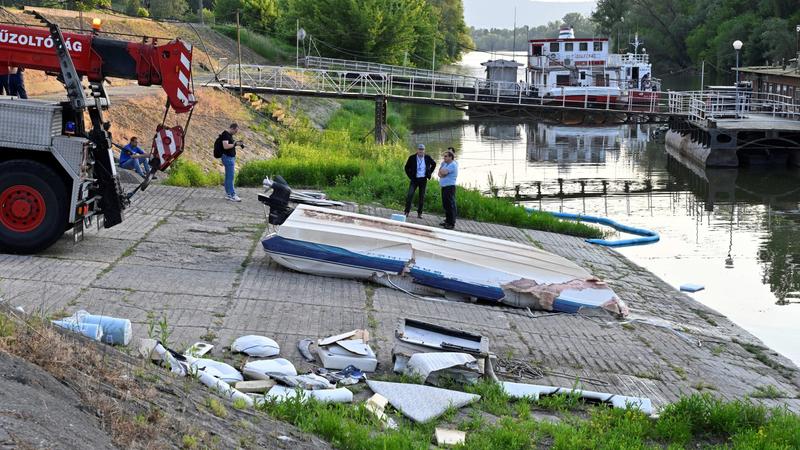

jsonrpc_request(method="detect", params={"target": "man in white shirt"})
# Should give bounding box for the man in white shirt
[438,148,459,229]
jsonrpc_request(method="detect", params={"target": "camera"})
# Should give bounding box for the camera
[236,141,245,149]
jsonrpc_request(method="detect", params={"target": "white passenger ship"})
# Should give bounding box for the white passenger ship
[527,26,660,105]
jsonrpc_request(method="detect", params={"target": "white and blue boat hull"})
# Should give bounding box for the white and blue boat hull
[262,205,628,317]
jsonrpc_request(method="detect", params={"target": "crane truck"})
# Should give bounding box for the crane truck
[0,18,197,254]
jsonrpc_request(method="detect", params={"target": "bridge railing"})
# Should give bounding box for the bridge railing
[667,90,800,125]
[300,56,481,87]
[225,64,679,114]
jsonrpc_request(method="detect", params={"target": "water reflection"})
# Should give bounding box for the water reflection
[481,123,522,141]
[666,151,800,305]
[410,118,800,364]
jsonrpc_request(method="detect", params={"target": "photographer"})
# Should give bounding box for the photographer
[217,123,244,202]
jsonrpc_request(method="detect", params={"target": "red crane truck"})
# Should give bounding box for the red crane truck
[0,18,196,254]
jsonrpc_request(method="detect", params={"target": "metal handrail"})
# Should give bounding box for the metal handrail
[665,90,800,125]
[224,64,697,115]
[300,56,481,87]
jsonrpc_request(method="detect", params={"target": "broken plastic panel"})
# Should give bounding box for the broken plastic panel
[231,335,280,357]
[501,382,653,415]
[265,385,353,404]
[366,380,480,423]
[317,342,378,372]
[242,358,297,380]
[395,319,488,355]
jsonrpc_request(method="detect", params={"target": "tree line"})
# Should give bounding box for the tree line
[471,13,596,53]
[592,0,800,75]
[4,0,472,69]
[471,2,800,76]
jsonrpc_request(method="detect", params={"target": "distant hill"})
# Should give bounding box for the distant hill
[463,0,595,29]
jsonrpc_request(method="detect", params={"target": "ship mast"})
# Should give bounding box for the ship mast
[630,32,642,56]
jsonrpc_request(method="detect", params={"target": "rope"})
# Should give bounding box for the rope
[383,275,452,303]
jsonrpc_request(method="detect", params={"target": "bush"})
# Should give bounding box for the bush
[163,160,223,187]
[238,157,361,187]
[201,8,214,25]
[212,25,295,63]
[136,7,149,17]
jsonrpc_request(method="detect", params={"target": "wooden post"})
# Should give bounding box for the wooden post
[374,96,388,144]
[236,10,243,96]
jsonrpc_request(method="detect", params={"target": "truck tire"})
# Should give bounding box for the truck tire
[0,160,68,254]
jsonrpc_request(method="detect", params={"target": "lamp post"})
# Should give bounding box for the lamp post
[733,40,743,118]
[796,25,799,73]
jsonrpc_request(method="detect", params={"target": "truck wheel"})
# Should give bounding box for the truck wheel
[0,160,68,254]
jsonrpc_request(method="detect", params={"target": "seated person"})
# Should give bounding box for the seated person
[118,137,152,177]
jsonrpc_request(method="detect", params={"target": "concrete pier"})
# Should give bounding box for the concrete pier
[668,114,800,167]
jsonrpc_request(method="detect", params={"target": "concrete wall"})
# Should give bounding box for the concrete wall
[665,129,739,168]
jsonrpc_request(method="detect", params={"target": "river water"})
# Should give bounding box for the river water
[406,52,800,365]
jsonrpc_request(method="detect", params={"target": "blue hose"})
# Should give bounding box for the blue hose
[525,208,660,247]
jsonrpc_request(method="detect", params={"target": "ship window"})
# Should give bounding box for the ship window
[579,42,588,51]
[550,42,560,52]
[556,74,571,86]
[564,43,573,52]
[593,42,603,51]
[531,45,542,56]
[580,72,586,80]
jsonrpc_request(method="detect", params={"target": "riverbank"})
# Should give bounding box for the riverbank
[223,98,604,238]
[0,185,797,447]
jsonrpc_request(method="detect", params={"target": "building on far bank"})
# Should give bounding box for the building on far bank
[735,63,800,101]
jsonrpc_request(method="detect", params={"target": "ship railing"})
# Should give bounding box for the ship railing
[607,53,650,66]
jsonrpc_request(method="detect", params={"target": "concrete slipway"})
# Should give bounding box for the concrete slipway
[0,185,797,412]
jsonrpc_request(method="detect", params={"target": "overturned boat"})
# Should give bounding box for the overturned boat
[259,184,627,317]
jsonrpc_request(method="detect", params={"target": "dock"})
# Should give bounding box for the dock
[666,90,800,167]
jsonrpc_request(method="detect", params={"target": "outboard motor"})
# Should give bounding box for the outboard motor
[258,176,294,225]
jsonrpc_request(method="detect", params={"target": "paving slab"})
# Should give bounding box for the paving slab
[41,235,133,263]
[0,278,85,314]
[1,186,798,413]
[94,264,239,297]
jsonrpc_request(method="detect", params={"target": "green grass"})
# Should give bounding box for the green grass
[238,101,602,239]
[212,25,295,63]
[205,397,229,418]
[164,159,223,187]
[0,312,15,338]
[256,394,434,449]
[251,387,800,450]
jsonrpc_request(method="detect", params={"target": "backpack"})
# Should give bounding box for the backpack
[213,133,224,158]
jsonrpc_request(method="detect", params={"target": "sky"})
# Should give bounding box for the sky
[463,0,597,29]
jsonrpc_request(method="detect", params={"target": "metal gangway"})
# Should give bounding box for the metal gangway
[223,63,682,116]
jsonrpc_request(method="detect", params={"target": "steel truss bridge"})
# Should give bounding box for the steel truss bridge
[215,57,799,143]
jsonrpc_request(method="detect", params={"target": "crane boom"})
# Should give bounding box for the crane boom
[0,24,196,113]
